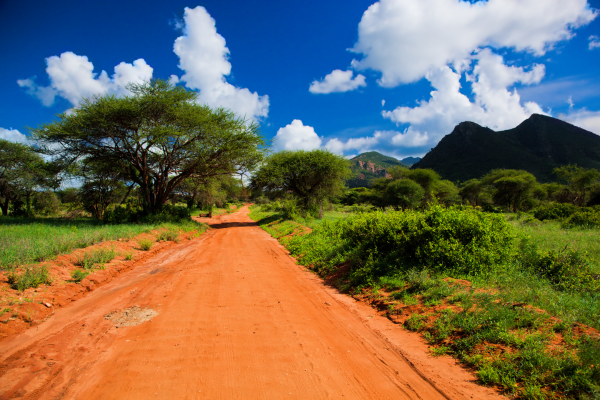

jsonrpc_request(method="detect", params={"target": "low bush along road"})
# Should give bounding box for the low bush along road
[0,206,504,400]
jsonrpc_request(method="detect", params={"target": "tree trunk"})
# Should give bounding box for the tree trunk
[318,200,324,219]
[0,198,9,216]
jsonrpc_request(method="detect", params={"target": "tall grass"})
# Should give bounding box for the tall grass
[508,217,600,273]
[0,217,206,270]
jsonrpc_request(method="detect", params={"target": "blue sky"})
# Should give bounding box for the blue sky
[1,0,600,160]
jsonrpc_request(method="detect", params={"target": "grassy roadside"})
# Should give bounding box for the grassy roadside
[0,217,205,271]
[250,205,600,399]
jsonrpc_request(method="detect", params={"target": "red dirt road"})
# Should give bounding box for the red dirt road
[0,207,503,399]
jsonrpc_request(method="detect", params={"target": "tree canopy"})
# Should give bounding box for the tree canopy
[482,169,537,212]
[0,139,57,216]
[250,150,351,215]
[31,80,266,214]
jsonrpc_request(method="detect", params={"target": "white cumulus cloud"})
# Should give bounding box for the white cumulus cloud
[309,70,366,94]
[350,0,596,86]
[273,120,322,151]
[0,128,32,144]
[390,128,429,147]
[590,35,600,49]
[18,52,153,107]
[382,50,546,148]
[325,132,382,154]
[561,110,600,135]
[173,6,269,121]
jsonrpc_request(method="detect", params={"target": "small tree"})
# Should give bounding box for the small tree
[32,80,266,214]
[251,150,351,218]
[459,179,483,206]
[385,179,425,210]
[553,165,600,206]
[482,169,537,212]
[0,139,57,216]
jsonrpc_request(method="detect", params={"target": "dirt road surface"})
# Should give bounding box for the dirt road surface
[0,207,503,399]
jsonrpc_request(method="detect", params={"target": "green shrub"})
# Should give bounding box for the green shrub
[533,203,579,221]
[157,228,179,242]
[7,265,52,291]
[563,208,600,229]
[288,206,516,285]
[70,269,90,283]
[103,205,191,224]
[75,247,116,269]
[123,252,133,261]
[519,241,599,293]
[137,238,154,251]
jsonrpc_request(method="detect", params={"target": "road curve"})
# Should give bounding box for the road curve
[0,206,502,399]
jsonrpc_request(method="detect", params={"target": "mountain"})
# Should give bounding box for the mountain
[400,157,421,166]
[412,114,600,183]
[347,151,407,188]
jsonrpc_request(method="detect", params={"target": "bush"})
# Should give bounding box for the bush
[288,205,516,285]
[103,205,191,224]
[7,265,52,291]
[75,247,116,269]
[563,208,600,229]
[70,269,90,283]
[137,238,154,251]
[533,203,578,221]
[519,240,599,292]
[157,228,179,242]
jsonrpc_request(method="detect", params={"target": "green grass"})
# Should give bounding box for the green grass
[0,217,207,270]
[137,238,154,251]
[75,247,116,269]
[508,217,600,273]
[7,265,52,291]
[70,269,90,283]
[156,227,180,242]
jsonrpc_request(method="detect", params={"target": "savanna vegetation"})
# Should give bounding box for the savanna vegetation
[1,80,259,292]
[2,75,600,398]
[250,151,600,399]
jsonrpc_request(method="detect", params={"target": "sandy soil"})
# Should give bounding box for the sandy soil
[0,206,504,399]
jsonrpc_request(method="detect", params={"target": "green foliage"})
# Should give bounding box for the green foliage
[103,204,191,224]
[563,207,600,229]
[70,269,90,283]
[156,227,179,242]
[137,238,154,251]
[286,205,515,284]
[75,247,116,269]
[123,252,133,261]
[417,292,600,398]
[380,179,424,209]
[251,149,351,217]
[554,164,600,206]
[0,217,203,270]
[0,139,58,216]
[32,191,60,216]
[482,169,538,212]
[32,79,265,214]
[7,265,52,291]
[533,202,578,221]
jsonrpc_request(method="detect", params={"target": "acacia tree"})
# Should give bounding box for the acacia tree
[251,150,351,217]
[553,164,600,206]
[32,80,266,214]
[0,139,57,216]
[482,169,537,212]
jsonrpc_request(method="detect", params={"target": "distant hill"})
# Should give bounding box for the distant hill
[412,114,600,182]
[347,151,407,188]
[400,157,421,166]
